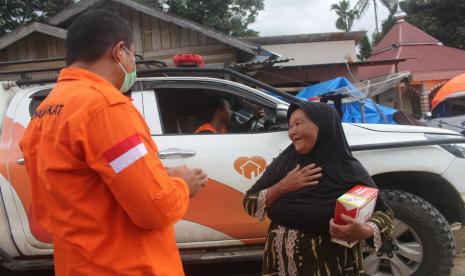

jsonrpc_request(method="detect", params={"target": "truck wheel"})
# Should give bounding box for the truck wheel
[363,190,455,276]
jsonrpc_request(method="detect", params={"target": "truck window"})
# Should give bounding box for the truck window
[29,89,51,117]
[153,87,287,134]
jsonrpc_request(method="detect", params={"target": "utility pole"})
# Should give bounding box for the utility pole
[373,0,379,35]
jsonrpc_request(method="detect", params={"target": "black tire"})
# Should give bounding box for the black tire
[381,190,455,276]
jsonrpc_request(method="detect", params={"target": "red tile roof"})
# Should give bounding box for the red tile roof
[358,20,465,81]
[373,21,440,54]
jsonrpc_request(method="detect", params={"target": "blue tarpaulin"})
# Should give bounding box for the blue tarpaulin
[297,77,363,99]
[297,77,398,124]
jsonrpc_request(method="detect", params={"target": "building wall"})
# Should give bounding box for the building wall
[0,32,66,79]
[254,65,359,92]
[0,32,65,64]
[261,40,357,67]
[104,2,236,66]
[0,3,238,78]
[411,80,448,113]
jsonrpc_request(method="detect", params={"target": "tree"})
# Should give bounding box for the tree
[354,0,397,35]
[399,0,465,49]
[1,0,263,38]
[0,0,74,36]
[134,0,166,9]
[45,0,75,16]
[331,0,358,32]
[358,34,372,60]
[163,0,264,37]
[372,11,396,44]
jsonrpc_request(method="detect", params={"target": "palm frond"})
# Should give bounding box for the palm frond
[354,0,370,15]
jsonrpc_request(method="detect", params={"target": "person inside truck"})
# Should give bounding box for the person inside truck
[243,101,394,275]
[19,9,207,276]
[194,96,265,134]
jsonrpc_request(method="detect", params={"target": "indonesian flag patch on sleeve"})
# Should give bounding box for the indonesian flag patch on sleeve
[103,133,148,173]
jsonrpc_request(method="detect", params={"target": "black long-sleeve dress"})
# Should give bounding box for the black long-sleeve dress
[243,102,394,276]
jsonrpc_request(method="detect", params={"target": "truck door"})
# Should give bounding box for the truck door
[138,79,291,248]
[0,87,54,255]
[0,88,147,256]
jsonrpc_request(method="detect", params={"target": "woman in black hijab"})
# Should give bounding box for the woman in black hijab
[243,102,394,276]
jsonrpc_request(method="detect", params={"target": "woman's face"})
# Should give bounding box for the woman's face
[288,108,319,154]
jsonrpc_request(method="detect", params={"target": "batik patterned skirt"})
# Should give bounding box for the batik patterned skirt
[244,189,394,276]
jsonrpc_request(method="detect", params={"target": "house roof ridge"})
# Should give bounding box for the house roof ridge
[244,31,366,45]
[0,22,67,51]
[373,20,441,54]
[47,0,260,55]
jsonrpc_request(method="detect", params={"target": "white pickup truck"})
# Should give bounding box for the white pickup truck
[0,68,465,275]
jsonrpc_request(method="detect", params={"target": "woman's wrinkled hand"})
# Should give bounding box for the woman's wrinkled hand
[265,163,322,207]
[329,214,374,242]
[281,164,322,193]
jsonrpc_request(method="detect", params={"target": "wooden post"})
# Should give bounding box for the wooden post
[395,63,404,111]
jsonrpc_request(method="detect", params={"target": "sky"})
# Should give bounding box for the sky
[249,0,390,38]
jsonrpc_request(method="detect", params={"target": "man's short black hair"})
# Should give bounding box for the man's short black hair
[65,9,133,65]
[206,96,228,118]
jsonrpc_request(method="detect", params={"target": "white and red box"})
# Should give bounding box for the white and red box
[332,185,378,247]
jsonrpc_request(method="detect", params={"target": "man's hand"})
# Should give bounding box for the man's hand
[167,165,208,198]
[329,214,374,242]
[266,164,322,207]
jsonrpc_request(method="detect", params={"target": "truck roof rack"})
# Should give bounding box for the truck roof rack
[135,67,298,102]
[0,61,298,103]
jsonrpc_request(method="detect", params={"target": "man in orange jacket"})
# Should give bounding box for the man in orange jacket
[19,10,207,276]
[194,96,265,134]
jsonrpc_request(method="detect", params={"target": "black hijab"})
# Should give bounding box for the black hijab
[247,102,387,233]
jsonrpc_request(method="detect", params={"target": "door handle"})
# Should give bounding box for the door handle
[16,158,25,165]
[158,148,196,159]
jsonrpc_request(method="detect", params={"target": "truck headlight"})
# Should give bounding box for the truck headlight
[440,144,465,158]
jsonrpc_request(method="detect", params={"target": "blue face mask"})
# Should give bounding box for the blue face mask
[115,46,137,93]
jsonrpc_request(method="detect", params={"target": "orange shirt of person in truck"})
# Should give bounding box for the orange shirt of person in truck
[194,96,264,134]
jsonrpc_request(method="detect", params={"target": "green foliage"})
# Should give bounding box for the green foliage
[354,0,397,34]
[45,0,75,16]
[399,0,465,49]
[331,0,358,32]
[134,0,166,8]
[358,34,372,61]
[0,0,45,35]
[164,0,264,37]
[373,14,395,45]
[0,0,74,36]
[374,0,465,49]
[1,0,263,38]
[354,0,398,16]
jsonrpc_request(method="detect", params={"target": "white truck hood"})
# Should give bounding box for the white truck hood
[349,123,461,135]
[343,123,464,147]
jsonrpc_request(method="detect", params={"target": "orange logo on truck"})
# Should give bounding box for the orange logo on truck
[234,156,267,180]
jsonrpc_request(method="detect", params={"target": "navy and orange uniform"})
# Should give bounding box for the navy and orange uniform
[194,122,226,134]
[20,67,189,276]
